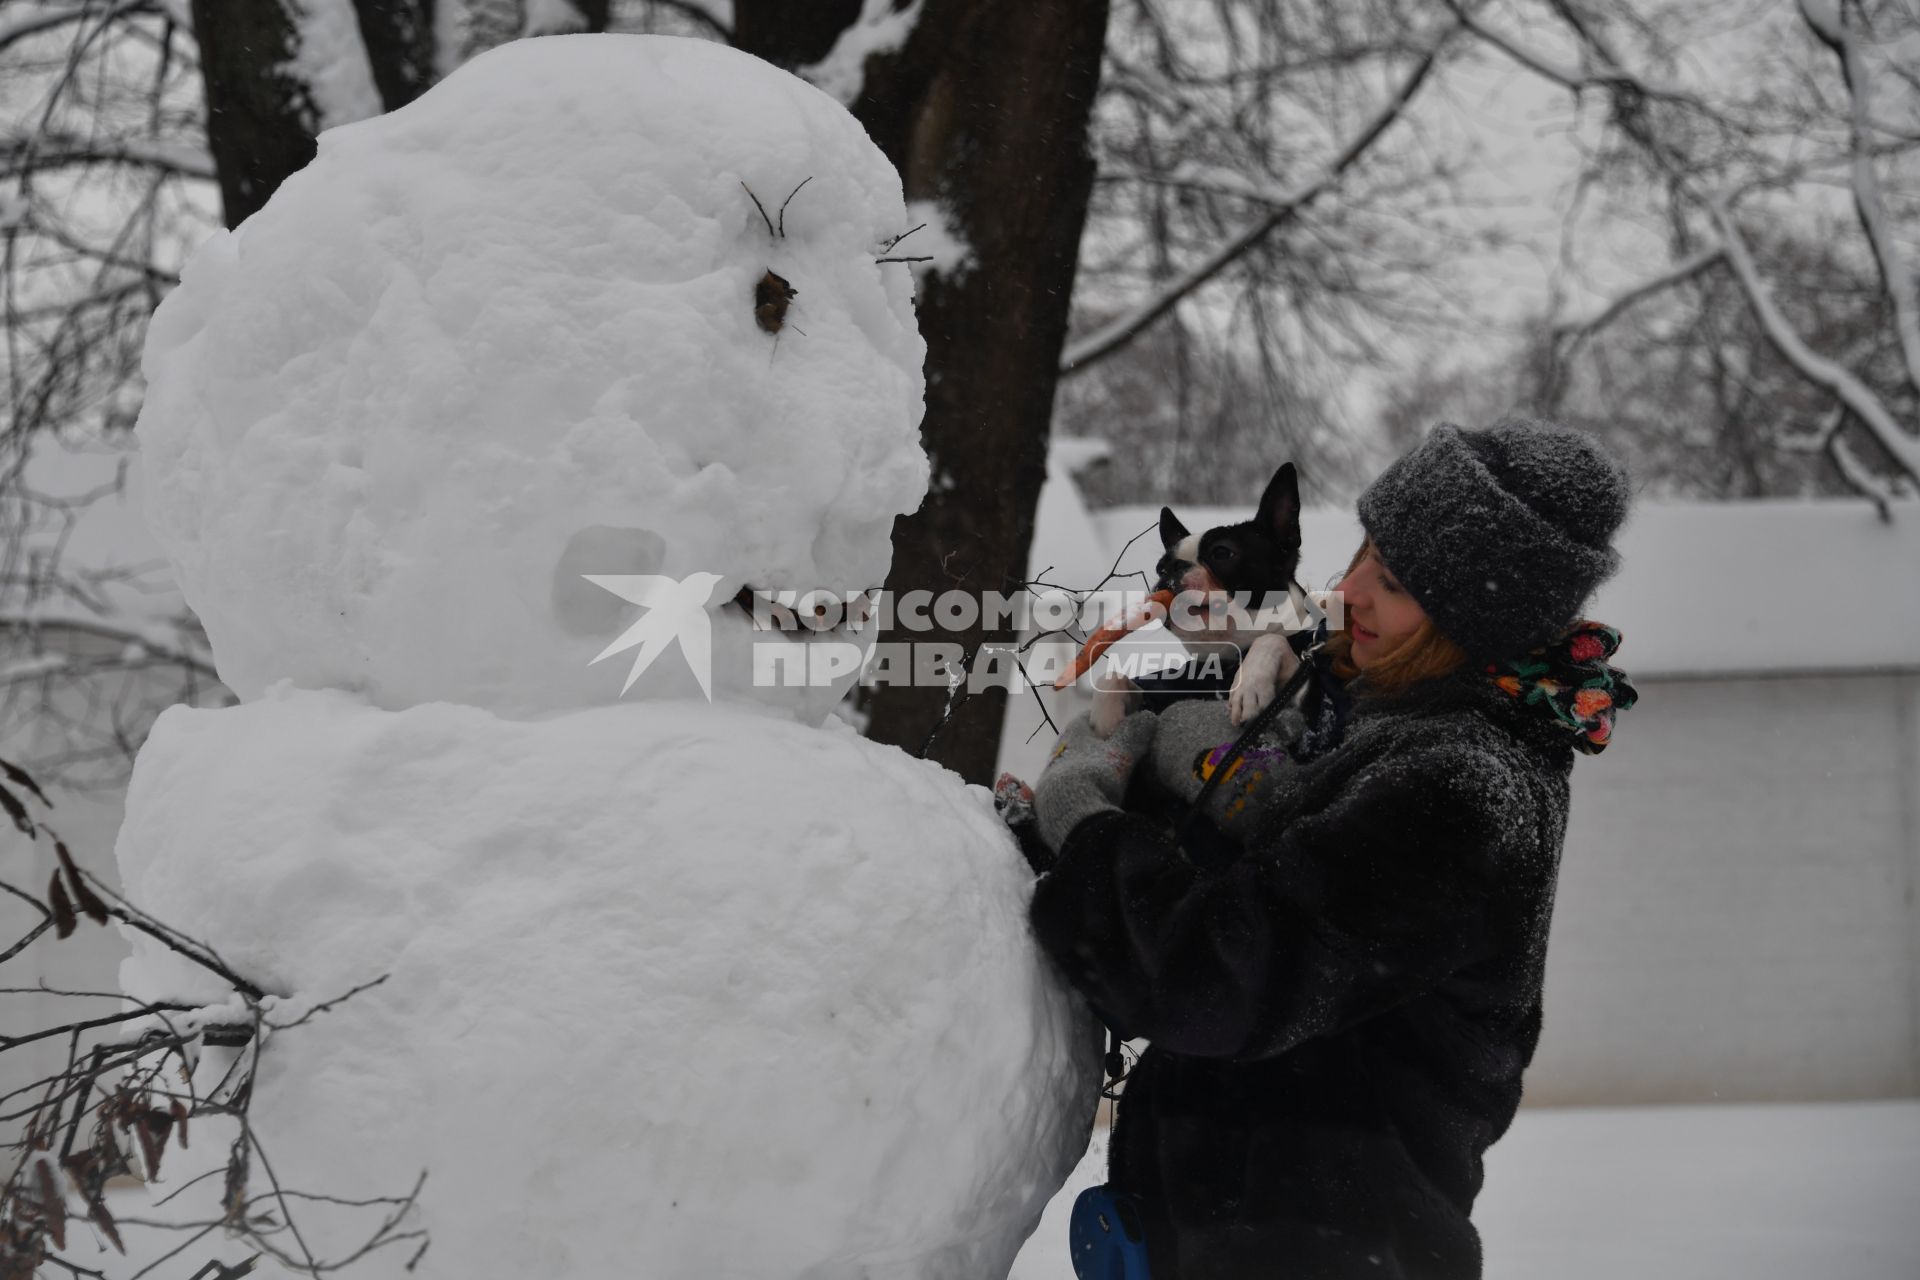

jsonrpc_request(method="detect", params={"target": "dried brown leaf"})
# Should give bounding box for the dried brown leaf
[47,872,77,939]
[86,1196,124,1253]
[53,841,110,925]
[60,1151,99,1202]
[22,1106,50,1152]
[0,1220,47,1280]
[0,759,50,808]
[134,1108,173,1179]
[33,1157,67,1252]
[94,1127,134,1184]
[173,1098,190,1149]
[222,1136,250,1227]
[0,784,32,836]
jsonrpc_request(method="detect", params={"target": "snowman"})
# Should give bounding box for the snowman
[117,34,1098,1279]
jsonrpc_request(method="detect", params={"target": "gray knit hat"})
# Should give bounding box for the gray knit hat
[1355,416,1631,662]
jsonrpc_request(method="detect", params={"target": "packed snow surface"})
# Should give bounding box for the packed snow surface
[118,689,1099,1278]
[121,31,1094,1279]
[136,33,929,718]
[1009,1102,1920,1280]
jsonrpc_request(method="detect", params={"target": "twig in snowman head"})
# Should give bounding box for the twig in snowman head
[881,223,928,254]
[777,177,813,238]
[741,178,815,240]
[740,182,776,238]
[876,222,936,264]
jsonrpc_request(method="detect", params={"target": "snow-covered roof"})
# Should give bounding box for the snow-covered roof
[1025,437,1117,591]
[1074,499,1920,678]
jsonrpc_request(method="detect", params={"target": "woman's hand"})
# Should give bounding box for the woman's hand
[1031,710,1157,855]
[1148,699,1288,838]
[1146,700,1235,806]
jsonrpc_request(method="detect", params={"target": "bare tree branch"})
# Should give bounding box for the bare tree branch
[1802,0,1920,395]
[1060,17,1462,377]
[1553,244,1728,343]
[1,763,427,1278]
[1709,195,1920,485]
[0,616,220,684]
[0,0,154,56]
[1440,0,1917,500]
[0,131,217,183]
[636,0,734,42]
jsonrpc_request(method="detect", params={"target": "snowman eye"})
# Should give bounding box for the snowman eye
[754,270,796,334]
[742,179,813,338]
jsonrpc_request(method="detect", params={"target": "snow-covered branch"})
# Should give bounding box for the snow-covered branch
[0,761,426,1275]
[1709,195,1920,486]
[637,0,732,40]
[283,0,383,130]
[1060,20,1460,377]
[1552,244,1728,343]
[1801,0,1920,396]
[798,0,923,107]
[1828,426,1906,519]
[1778,405,1902,514]
[1442,0,1713,113]
[1448,0,1916,499]
[0,615,219,684]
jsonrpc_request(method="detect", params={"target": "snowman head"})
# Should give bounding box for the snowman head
[137,34,928,721]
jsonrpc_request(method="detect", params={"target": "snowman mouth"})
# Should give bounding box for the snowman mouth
[729,585,874,640]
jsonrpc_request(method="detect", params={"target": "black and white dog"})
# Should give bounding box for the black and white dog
[1090,462,1312,735]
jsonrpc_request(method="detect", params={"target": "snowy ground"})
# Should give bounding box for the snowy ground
[1008,1099,1920,1279]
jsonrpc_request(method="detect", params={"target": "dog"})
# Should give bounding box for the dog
[1090,462,1310,736]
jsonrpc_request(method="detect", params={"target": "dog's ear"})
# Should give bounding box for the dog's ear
[1159,506,1189,551]
[1255,463,1301,547]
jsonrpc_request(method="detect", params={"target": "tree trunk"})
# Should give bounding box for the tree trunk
[196,0,614,226]
[352,0,437,110]
[736,0,1111,785]
[191,0,319,228]
[731,1,862,64]
[570,1,612,32]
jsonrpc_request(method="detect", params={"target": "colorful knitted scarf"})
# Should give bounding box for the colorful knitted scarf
[1487,620,1639,755]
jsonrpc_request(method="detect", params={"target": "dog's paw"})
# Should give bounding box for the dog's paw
[1228,675,1269,726]
[1229,634,1300,725]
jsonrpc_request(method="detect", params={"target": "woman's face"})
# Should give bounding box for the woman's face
[1337,546,1428,670]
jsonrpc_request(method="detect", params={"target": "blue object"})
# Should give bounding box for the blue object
[1069,1185,1152,1280]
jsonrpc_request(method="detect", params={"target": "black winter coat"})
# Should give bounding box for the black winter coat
[1028,667,1575,1279]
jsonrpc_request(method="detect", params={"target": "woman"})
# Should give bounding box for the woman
[1027,417,1638,1279]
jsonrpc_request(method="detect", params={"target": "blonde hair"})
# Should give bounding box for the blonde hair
[1326,538,1470,696]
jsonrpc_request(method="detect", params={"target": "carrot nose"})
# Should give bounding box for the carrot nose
[1053,589,1177,690]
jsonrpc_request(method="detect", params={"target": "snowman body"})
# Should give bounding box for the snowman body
[120,34,1097,1279]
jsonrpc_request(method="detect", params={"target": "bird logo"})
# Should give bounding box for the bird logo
[583,572,725,699]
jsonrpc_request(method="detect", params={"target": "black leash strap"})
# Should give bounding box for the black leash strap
[1174,644,1317,844]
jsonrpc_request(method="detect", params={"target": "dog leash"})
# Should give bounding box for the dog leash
[1173,640,1319,846]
